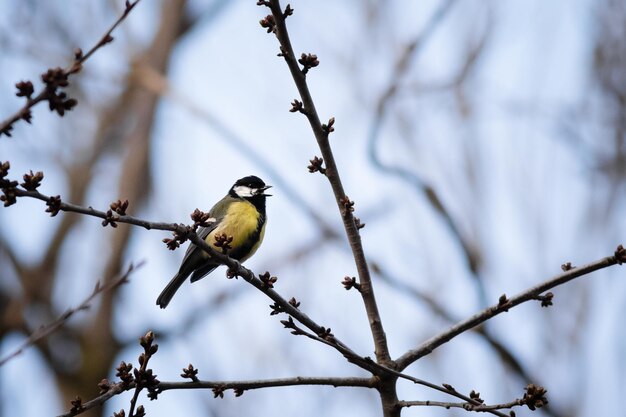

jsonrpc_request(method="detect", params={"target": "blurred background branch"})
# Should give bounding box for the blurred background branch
[0,262,140,367]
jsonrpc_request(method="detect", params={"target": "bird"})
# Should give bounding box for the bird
[156,175,271,308]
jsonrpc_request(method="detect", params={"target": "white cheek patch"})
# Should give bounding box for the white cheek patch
[233,185,255,198]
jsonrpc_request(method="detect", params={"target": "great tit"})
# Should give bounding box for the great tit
[156,175,271,308]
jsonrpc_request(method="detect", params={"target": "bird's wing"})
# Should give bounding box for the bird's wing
[189,264,219,282]
[177,196,232,275]
[177,218,219,272]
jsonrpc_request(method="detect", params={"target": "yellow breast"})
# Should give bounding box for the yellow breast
[205,200,265,261]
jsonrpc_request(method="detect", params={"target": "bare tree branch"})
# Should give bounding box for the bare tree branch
[0,261,142,367]
[158,375,375,391]
[395,250,625,370]
[399,382,548,413]
[57,375,375,417]
[372,261,544,389]
[261,0,392,370]
[0,0,143,137]
[398,399,521,412]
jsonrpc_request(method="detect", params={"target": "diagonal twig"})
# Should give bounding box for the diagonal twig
[0,261,142,367]
[263,0,392,367]
[395,252,623,370]
[0,0,143,137]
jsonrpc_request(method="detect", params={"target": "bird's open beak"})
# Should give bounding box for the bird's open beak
[259,185,273,196]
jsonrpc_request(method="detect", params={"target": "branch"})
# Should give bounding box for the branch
[0,261,142,367]
[56,332,372,417]
[0,0,142,137]
[128,332,159,417]
[396,249,625,370]
[10,188,177,231]
[279,313,509,417]
[399,382,548,414]
[58,374,373,417]
[263,0,391,366]
[372,261,546,390]
[159,375,375,392]
[59,380,128,417]
[398,399,520,412]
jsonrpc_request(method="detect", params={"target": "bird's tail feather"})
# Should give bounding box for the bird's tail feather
[156,272,187,309]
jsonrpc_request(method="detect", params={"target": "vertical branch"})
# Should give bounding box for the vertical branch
[265,0,392,366]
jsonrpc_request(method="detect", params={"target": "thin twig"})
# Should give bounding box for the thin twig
[127,331,159,417]
[373,261,541,386]
[264,0,392,366]
[78,1,142,64]
[0,262,142,367]
[58,381,128,417]
[0,0,142,136]
[12,188,178,231]
[57,376,374,417]
[158,376,375,391]
[398,399,521,412]
[395,254,621,370]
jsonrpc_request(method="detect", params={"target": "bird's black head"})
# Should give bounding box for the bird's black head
[229,175,272,201]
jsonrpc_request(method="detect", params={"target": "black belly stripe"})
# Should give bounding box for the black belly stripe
[229,213,266,261]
